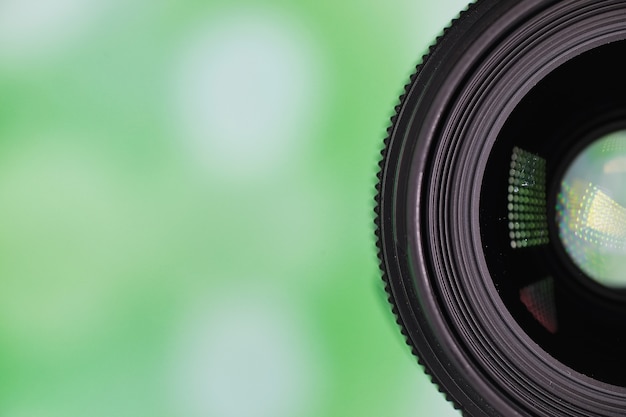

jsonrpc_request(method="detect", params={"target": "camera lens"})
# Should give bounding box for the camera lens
[376,0,626,415]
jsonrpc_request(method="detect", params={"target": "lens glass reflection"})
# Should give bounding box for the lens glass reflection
[557,130,626,288]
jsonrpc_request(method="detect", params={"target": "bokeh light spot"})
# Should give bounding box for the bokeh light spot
[168,288,321,417]
[0,0,107,67]
[171,9,325,181]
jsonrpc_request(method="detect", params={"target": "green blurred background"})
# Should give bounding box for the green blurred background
[0,0,468,415]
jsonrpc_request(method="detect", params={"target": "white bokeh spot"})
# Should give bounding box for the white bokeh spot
[172,10,324,181]
[0,0,107,66]
[168,288,320,417]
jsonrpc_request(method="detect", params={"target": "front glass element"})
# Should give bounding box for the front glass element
[557,130,626,288]
[481,40,626,386]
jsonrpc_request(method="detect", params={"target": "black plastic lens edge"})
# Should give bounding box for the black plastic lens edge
[374,1,501,415]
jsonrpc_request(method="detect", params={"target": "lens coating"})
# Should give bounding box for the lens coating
[557,130,626,288]
[480,39,626,386]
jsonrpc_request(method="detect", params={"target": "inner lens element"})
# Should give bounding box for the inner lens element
[557,130,626,288]
[480,39,626,386]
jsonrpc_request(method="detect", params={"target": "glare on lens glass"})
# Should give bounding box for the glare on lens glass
[557,130,626,288]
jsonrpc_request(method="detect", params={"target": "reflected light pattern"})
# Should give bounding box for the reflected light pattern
[557,130,626,287]
[507,147,549,249]
[519,277,557,334]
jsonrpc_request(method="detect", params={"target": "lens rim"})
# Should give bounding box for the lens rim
[377,0,626,415]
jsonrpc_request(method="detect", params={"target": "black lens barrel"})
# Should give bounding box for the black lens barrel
[376,1,626,415]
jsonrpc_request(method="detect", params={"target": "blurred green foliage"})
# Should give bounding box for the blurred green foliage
[0,0,468,415]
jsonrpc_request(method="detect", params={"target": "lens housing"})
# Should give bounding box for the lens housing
[376,1,626,415]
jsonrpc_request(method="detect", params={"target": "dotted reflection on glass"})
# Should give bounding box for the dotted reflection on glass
[519,277,557,334]
[557,130,626,287]
[507,147,549,249]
